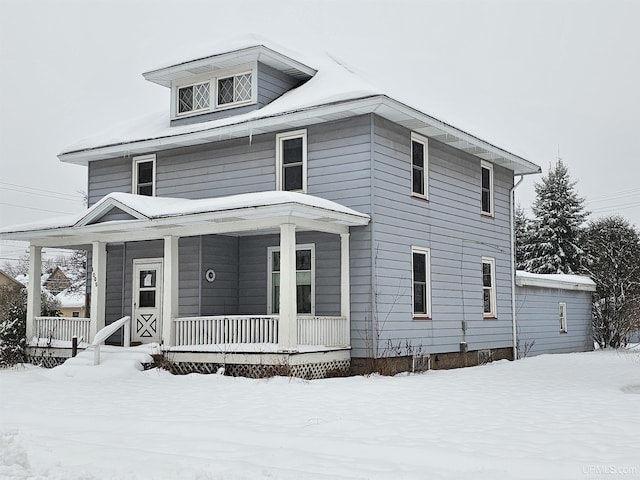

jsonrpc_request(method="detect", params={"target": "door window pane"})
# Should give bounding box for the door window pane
[140,270,156,288]
[139,291,156,308]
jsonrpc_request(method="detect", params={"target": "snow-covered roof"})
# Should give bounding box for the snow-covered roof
[0,191,370,245]
[55,290,85,308]
[515,270,596,292]
[143,37,317,87]
[58,39,540,176]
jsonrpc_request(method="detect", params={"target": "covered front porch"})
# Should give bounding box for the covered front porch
[11,192,369,373]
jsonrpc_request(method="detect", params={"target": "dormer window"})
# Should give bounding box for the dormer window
[177,82,210,115]
[217,72,252,107]
[171,65,257,119]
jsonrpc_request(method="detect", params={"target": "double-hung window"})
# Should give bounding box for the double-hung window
[217,72,252,107]
[481,161,494,216]
[559,302,568,333]
[482,257,496,318]
[177,82,210,115]
[268,245,315,315]
[411,133,428,198]
[412,247,431,318]
[133,154,156,196]
[276,130,307,192]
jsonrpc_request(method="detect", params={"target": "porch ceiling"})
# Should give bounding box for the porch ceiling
[0,191,370,247]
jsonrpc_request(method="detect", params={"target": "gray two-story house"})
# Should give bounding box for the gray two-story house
[2,40,547,377]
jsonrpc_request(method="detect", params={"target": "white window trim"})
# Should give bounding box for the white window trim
[481,161,494,217]
[170,63,257,120]
[559,302,568,333]
[411,246,431,319]
[132,154,156,196]
[214,70,255,110]
[175,81,212,117]
[267,243,315,315]
[482,256,497,318]
[275,129,308,193]
[411,132,429,200]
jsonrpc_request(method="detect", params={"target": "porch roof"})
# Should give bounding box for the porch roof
[0,191,370,247]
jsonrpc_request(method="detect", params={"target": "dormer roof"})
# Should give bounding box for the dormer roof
[143,44,316,88]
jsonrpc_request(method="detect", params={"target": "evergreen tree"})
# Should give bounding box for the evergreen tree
[582,216,640,348]
[514,205,530,270]
[522,159,588,274]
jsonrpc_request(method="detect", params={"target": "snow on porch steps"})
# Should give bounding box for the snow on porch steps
[42,344,161,380]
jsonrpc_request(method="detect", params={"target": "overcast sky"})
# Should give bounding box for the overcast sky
[1,0,639,266]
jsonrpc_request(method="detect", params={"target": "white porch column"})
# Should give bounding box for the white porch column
[26,245,42,342]
[162,235,179,348]
[340,233,351,321]
[89,241,106,342]
[279,223,298,351]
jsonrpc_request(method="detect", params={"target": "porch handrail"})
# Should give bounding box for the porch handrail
[297,315,349,346]
[92,316,131,366]
[34,316,91,344]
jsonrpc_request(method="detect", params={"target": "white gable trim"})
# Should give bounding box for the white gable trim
[76,197,149,227]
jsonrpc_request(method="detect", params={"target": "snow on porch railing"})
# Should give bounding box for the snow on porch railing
[297,316,349,346]
[34,316,91,343]
[174,316,279,347]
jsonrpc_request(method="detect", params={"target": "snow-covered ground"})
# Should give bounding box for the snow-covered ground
[1,347,639,480]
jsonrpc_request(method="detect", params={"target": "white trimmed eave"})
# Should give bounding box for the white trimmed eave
[142,45,317,87]
[59,95,541,176]
[515,272,597,292]
[2,202,370,248]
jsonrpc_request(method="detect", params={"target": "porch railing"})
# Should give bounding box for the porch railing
[297,316,349,346]
[174,316,279,347]
[173,315,349,348]
[34,316,91,343]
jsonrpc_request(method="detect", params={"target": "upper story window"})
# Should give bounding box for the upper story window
[276,129,307,193]
[412,247,431,318]
[177,82,210,115]
[482,257,496,318]
[481,161,494,216]
[217,72,252,107]
[171,64,256,119]
[133,154,156,196]
[411,133,429,199]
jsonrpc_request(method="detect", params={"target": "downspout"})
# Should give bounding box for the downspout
[510,175,524,360]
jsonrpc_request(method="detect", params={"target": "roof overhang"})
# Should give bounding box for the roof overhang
[515,271,596,292]
[0,192,370,248]
[59,95,541,175]
[143,45,317,88]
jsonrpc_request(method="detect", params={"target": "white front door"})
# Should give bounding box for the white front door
[132,259,163,343]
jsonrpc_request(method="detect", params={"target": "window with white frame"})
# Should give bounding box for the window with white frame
[559,302,568,333]
[412,247,431,318]
[217,72,252,107]
[268,244,315,315]
[133,155,156,196]
[276,130,307,192]
[481,161,494,216]
[177,81,210,115]
[411,133,428,198]
[482,257,496,318]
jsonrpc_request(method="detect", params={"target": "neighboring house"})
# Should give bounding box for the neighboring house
[515,271,596,357]
[0,269,24,291]
[43,266,72,295]
[3,37,594,378]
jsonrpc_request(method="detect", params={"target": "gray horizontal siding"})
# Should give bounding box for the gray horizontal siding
[257,62,301,107]
[368,115,514,358]
[516,285,593,356]
[201,235,239,316]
